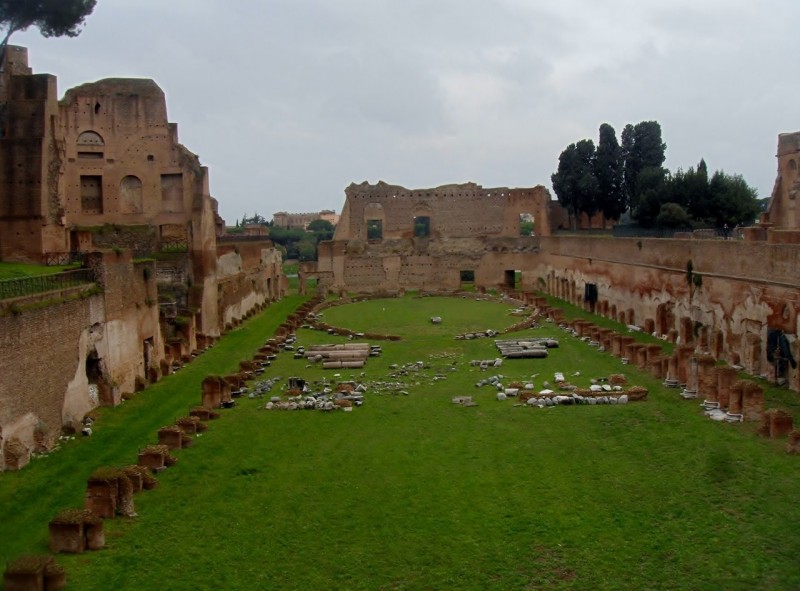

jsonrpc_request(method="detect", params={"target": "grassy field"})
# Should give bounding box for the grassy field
[2,294,799,590]
[0,262,79,280]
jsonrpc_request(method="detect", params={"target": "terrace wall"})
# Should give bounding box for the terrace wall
[0,251,163,470]
[530,236,800,390]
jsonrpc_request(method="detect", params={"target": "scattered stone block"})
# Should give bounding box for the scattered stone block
[786,430,800,454]
[3,555,65,591]
[3,438,31,471]
[157,426,185,450]
[759,409,794,439]
[741,381,764,422]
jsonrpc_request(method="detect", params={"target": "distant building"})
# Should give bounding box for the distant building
[272,209,338,229]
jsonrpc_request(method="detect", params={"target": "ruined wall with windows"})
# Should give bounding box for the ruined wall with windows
[315,181,553,293]
[0,48,287,470]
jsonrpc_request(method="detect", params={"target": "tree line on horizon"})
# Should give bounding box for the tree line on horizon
[551,121,762,231]
[229,214,335,262]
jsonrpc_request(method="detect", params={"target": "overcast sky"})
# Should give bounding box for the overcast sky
[15,0,797,224]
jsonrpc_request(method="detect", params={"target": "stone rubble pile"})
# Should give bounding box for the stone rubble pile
[494,338,558,358]
[301,343,381,369]
[454,329,499,340]
[469,368,647,409]
[261,378,368,412]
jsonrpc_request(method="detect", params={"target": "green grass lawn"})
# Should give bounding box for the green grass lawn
[2,294,799,590]
[0,262,79,280]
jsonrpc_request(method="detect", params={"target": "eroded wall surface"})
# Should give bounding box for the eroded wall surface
[530,236,800,390]
[764,132,800,233]
[317,181,553,293]
[0,251,162,469]
[216,240,286,326]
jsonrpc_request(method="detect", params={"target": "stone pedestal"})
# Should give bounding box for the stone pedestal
[675,345,695,385]
[695,353,717,400]
[649,356,666,379]
[729,381,745,415]
[759,409,794,439]
[138,450,166,471]
[85,522,105,550]
[715,366,739,408]
[85,479,118,519]
[741,381,764,422]
[48,522,85,554]
[157,427,184,450]
[634,344,648,369]
[201,376,224,409]
[4,556,65,591]
[786,431,800,454]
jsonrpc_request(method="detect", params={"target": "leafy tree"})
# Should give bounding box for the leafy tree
[296,238,317,262]
[594,123,625,222]
[704,171,760,227]
[551,140,599,229]
[0,0,97,53]
[623,121,666,215]
[633,159,759,228]
[633,166,668,226]
[656,202,692,229]
[306,219,334,241]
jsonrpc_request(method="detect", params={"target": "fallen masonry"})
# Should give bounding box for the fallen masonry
[302,343,381,369]
[263,378,367,412]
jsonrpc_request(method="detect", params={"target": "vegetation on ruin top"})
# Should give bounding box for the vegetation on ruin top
[0,261,79,280]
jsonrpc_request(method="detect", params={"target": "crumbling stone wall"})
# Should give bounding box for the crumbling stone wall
[0,46,65,261]
[763,132,800,236]
[532,236,800,391]
[216,240,286,326]
[0,251,164,470]
[0,297,96,463]
[316,181,553,293]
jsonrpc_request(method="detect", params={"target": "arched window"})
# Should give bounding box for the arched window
[77,131,105,146]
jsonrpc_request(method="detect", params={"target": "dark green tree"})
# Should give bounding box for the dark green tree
[306,219,334,241]
[623,121,666,216]
[631,166,668,226]
[655,202,692,229]
[551,140,599,229]
[0,0,97,54]
[296,238,318,262]
[594,123,625,222]
[704,171,760,227]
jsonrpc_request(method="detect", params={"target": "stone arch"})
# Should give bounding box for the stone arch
[86,349,114,406]
[120,175,143,214]
[77,130,104,146]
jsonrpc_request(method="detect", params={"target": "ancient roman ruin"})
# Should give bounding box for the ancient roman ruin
[310,156,799,394]
[1,41,798,475]
[0,47,287,470]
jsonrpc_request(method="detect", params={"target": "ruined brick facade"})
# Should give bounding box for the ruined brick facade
[0,48,286,469]
[313,169,800,393]
[0,251,161,469]
[314,181,554,292]
[762,132,800,242]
